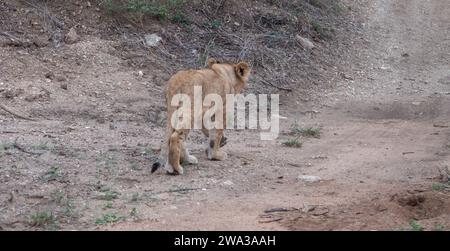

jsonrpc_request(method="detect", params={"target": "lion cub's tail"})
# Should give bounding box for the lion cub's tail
[151,162,161,174]
[151,129,183,174]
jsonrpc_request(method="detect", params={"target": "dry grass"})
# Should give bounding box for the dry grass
[105,0,347,94]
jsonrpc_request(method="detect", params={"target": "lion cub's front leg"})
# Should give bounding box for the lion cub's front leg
[207,129,227,161]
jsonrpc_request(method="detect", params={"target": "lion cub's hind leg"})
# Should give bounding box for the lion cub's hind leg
[181,141,198,165]
[206,129,228,161]
[167,130,185,175]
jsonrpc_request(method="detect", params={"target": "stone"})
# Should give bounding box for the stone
[144,34,162,47]
[296,35,315,50]
[297,175,322,183]
[65,27,79,44]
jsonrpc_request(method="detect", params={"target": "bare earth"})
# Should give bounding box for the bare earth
[1,0,449,230]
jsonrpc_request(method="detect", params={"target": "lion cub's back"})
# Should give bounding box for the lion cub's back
[166,69,218,99]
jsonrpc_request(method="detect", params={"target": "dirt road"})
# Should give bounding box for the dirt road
[107,0,449,230]
[0,0,448,230]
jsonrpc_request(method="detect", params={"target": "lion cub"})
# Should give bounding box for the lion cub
[152,59,251,175]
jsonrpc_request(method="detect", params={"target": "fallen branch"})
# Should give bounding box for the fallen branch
[259,78,293,92]
[259,217,283,223]
[0,31,20,41]
[0,104,35,121]
[264,207,299,213]
[152,187,204,195]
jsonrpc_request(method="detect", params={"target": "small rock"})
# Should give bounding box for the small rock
[302,205,317,213]
[144,34,162,47]
[138,70,144,77]
[60,82,68,90]
[45,72,55,80]
[223,180,234,186]
[65,27,79,44]
[296,35,315,50]
[297,175,322,183]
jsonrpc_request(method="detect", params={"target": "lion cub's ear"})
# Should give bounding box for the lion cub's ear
[235,62,250,80]
[206,58,219,68]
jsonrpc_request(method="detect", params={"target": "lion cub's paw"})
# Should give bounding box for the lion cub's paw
[208,149,227,161]
[164,161,184,175]
[186,155,198,165]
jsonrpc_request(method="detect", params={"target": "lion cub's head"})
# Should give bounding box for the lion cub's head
[207,58,251,93]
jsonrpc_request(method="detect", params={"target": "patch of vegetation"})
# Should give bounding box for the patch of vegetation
[283,138,303,148]
[310,20,334,40]
[51,190,76,218]
[30,211,55,227]
[290,123,322,138]
[41,166,61,182]
[51,190,66,204]
[95,213,124,225]
[105,0,186,24]
[62,200,76,218]
[171,11,190,26]
[410,220,423,231]
[432,183,448,191]
[130,208,138,217]
[97,188,120,201]
[203,19,221,29]
[434,223,446,231]
[103,202,114,209]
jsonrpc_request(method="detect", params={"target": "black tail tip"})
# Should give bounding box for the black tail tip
[151,162,161,174]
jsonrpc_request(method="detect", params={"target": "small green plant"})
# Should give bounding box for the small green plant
[310,20,334,40]
[290,123,322,138]
[106,0,186,24]
[103,202,113,209]
[103,190,119,201]
[171,11,190,26]
[410,220,423,231]
[62,200,76,218]
[41,166,61,182]
[51,190,66,204]
[30,211,55,227]
[95,213,123,225]
[283,138,303,148]
[432,183,447,191]
[130,208,138,217]
[434,223,445,231]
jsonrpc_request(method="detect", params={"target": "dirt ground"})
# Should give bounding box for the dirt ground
[1,0,449,231]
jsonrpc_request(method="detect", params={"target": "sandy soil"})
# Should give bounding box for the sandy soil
[0,0,449,230]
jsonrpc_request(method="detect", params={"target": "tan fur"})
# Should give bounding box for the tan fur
[159,59,251,175]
